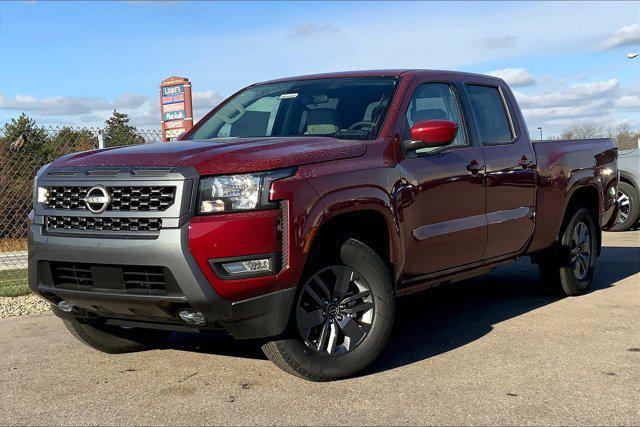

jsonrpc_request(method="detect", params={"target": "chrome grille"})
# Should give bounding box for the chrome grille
[46,216,162,232]
[45,186,175,211]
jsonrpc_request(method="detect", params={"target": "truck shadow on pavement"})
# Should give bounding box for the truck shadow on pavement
[166,246,640,371]
[366,245,640,375]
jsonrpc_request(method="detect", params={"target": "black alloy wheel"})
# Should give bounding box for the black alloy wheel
[296,266,375,356]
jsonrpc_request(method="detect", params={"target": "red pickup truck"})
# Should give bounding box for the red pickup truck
[29,70,618,381]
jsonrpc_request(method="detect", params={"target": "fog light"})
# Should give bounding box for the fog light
[221,258,272,275]
[178,309,206,326]
[57,301,74,312]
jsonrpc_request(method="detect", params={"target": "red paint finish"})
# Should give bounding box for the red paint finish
[188,211,280,301]
[410,120,459,146]
[49,136,365,177]
[51,69,619,302]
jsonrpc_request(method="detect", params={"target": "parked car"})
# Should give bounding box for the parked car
[611,148,639,231]
[29,70,619,381]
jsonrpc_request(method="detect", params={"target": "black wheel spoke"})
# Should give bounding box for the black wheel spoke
[313,276,331,299]
[577,254,588,275]
[341,290,371,305]
[332,268,352,301]
[298,309,324,334]
[342,301,374,315]
[305,287,325,307]
[337,317,367,346]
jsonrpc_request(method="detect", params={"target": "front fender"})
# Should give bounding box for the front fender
[313,184,403,283]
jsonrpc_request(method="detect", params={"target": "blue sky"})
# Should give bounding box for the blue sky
[0,1,638,136]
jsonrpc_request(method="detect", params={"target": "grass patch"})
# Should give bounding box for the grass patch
[0,269,30,297]
[0,238,28,253]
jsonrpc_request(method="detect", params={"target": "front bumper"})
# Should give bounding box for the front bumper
[28,221,295,340]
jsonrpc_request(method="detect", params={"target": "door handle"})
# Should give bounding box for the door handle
[466,160,485,175]
[518,156,535,169]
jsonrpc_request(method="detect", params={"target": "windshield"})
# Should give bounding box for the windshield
[187,77,398,141]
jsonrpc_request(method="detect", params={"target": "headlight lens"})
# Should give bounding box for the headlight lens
[198,168,295,214]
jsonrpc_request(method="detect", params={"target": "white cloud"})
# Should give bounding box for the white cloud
[515,78,620,108]
[513,76,637,136]
[0,93,111,116]
[601,23,640,50]
[115,93,148,109]
[521,99,609,121]
[192,90,224,120]
[192,90,224,110]
[487,68,535,87]
[614,95,640,110]
[480,35,518,50]
[0,92,149,116]
[287,23,341,39]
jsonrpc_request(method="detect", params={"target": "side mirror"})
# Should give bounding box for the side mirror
[404,120,458,151]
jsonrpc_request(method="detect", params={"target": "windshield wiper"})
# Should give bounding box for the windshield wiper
[332,129,371,140]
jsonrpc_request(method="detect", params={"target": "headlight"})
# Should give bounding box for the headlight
[33,163,52,206]
[198,168,295,214]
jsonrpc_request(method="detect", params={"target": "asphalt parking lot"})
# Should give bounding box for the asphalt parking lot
[1,231,638,426]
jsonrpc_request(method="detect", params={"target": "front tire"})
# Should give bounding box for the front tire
[611,181,639,231]
[64,318,170,354]
[262,239,394,381]
[538,208,598,296]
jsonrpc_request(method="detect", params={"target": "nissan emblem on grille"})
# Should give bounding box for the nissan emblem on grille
[83,186,111,213]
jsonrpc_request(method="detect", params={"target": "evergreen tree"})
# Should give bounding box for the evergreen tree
[0,114,52,238]
[103,110,145,147]
[52,127,98,153]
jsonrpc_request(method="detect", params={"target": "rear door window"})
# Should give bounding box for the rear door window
[466,85,514,144]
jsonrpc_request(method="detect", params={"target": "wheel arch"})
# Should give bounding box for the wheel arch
[303,193,401,287]
[562,184,601,255]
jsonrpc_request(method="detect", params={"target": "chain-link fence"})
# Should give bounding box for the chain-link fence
[0,125,162,296]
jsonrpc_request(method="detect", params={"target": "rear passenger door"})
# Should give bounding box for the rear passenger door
[464,82,536,259]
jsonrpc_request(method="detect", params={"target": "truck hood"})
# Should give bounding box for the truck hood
[50,136,366,175]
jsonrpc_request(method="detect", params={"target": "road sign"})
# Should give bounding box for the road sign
[165,119,186,130]
[163,102,185,113]
[162,94,184,104]
[160,76,193,142]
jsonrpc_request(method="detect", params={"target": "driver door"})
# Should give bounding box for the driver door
[397,82,487,281]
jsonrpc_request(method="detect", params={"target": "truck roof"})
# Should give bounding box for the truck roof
[257,69,501,85]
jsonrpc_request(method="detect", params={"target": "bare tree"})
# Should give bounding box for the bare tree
[560,122,639,150]
[560,122,606,140]
[608,123,640,151]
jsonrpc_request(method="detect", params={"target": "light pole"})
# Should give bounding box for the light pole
[537,126,543,140]
[628,53,639,59]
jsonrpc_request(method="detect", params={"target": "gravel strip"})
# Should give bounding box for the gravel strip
[0,294,51,319]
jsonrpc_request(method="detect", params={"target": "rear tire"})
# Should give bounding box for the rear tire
[262,238,394,381]
[538,208,598,296]
[64,318,170,354]
[611,181,639,231]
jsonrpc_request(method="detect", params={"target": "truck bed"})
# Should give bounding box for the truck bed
[528,138,618,253]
